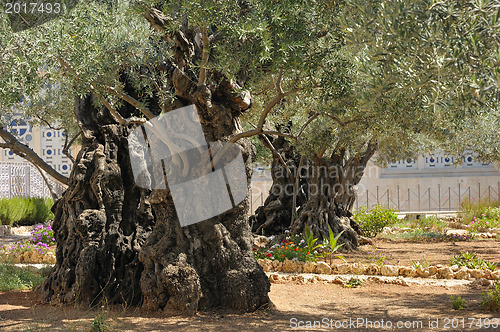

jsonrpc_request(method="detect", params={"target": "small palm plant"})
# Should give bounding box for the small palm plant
[324,225,345,265]
[304,224,323,256]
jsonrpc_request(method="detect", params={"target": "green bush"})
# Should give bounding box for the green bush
[460,198,500,225]
[353,205,399,237]
[450,295,466,310]
[481,282,500,312]
[0,263,49,291]
[450,251,497,270]
[0,197,54,226]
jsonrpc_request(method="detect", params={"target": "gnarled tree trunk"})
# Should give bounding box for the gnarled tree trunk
[39,12,271,313]
[251,134,308,236]
[252,137,377,250]
[39,95,155,306]
[139,100,270,314]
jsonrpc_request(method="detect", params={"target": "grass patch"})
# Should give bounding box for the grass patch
[0,197,54,226]
[481,282,500,312]
[460,198,500,225]
[0,263,50,291]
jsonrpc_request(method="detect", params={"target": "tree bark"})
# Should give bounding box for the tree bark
[39,13,271,313]
[250,134,308,236]
[139,95,270,315]
[252,135,377,250]
[39,95,155,305]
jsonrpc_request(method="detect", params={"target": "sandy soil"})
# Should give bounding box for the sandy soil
[1,240,500,331]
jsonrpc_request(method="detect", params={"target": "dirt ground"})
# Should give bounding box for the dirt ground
[1,240,499,332]
[342,238,500,267]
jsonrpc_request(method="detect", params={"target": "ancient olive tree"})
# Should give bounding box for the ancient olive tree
[0,0,344,313]
[251,0,500,249]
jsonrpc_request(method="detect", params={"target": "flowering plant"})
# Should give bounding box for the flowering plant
[30,224,56,246]
[0,241,51,262]
[468,210,500,233]
[254,234,316,262]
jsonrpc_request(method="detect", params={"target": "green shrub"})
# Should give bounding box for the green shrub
[460,198,500,225]
[353,205,399,237]
[450,295,466,310]
[0,197,53,226]
[450,251,497,270]
[481,282,500,312]
[0,263,48,291]
[91,313,111,332]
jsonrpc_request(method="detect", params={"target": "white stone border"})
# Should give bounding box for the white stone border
[257,259,500,281]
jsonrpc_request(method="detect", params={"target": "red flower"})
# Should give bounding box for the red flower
[282,239,286,243]
[252,248,257,251]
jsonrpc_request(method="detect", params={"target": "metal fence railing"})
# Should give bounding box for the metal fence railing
[354,182,500,212]
[0,162,66,198]
[249,181,500,214]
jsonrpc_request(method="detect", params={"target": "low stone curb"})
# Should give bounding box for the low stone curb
[265,272,482,288]
[257,259,500,281]
[3,251,56,264]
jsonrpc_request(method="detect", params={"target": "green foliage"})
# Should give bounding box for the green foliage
[460,199,500,233]
[304,224,323,253]
[450,295,466,310]
[254,226,347,263]
[461,198,500,220]
[322,226,345,265]
[450,251,497,271]
[412,256,432,270]
[481,282,500,312]
[254,233,315,262]
[0,197,54,226]
[353,205,399,237]
[91,313,110,332]
[345,277,362,288]
[0,241,52,262]
[0,263,48,291]
[30,224,56,246]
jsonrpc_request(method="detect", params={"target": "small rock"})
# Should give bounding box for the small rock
[337,264,350,274]
[392,278,409,286]
[303,261,317,273]
[428,266,438,276]
[399,266,417,277]
[416,267,430,277]
[380,265,399,277]
[470,278,493,288]
[470,269,491,279]
[450,265,460,272]
[292,275,306,284]
[269,274,280,283]
[258,258,273,272]
[492,270,500,280]
[437,267,454,279]
[0,225,12,236]
[316,261,332,274]
[272,260,282,272]
[455,267,470,280]
[312,275,328,283]
[329,276,346,284]
[350,263,365,274]
[281,260,295,273]
[42,252,56,264]
[364,264,380,275]
[253,235,269,247]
